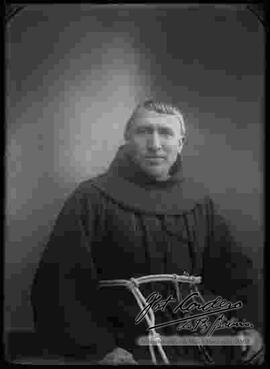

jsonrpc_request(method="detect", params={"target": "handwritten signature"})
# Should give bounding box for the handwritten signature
[135,291,253,335]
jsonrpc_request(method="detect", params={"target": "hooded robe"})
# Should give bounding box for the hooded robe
[31,146,260,364]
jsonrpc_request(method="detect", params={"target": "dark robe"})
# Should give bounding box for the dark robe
[31,145,260,364]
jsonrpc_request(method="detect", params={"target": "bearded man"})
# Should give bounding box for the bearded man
[31,100,264,365]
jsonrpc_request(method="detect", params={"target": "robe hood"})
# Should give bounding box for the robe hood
[90,145,208,215]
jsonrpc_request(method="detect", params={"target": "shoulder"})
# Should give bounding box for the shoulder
[76,176,104,195]
[64,175,108,211]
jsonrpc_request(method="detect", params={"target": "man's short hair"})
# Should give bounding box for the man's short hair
[124,100,186,140]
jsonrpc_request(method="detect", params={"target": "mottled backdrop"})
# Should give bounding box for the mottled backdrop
[5,4,264,332]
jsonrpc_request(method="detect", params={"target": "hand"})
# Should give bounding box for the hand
[237,328,264,364]
[98,347,138,365]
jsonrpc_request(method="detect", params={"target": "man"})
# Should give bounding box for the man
[31,100,264,365]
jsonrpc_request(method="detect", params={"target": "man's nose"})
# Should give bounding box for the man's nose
[147,132,162,151]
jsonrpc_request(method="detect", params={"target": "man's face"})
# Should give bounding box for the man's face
[125,108,184,181]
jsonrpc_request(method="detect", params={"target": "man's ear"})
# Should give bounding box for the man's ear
[124,129,131,142]
[178,136,186,153]
[181,136,187,145]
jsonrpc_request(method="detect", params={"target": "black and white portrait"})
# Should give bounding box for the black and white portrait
[5,4,265,365]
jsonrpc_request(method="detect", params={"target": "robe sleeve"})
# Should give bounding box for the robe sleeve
[202,197,262,334]
[30,185,116,359]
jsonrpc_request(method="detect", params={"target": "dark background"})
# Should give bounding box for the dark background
[5,3,264,341]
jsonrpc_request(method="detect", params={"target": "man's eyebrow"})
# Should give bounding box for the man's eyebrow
[134,124,152,130]
[135,122,174,129]
[158,125,174,131]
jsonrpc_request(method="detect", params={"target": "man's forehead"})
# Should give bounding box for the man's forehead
[132,108,180,127]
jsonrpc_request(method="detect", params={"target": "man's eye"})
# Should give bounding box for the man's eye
[136,127,150,134]
[159,129,173,137]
